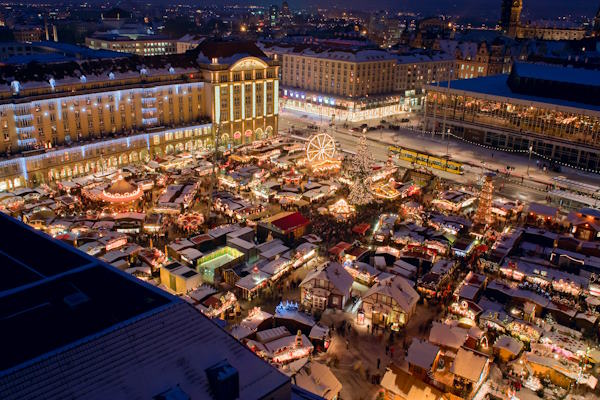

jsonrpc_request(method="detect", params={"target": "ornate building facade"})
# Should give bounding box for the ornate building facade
[0,40,279,188]
[501,0,586,41]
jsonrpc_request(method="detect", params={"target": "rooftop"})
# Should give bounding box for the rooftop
[0,214,290,399]
[434,73,600,113]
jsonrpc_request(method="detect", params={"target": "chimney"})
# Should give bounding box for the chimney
[205,360,239,400]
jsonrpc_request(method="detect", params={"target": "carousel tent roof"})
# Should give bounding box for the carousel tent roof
[101,176,142,203]
[105,177,138,196]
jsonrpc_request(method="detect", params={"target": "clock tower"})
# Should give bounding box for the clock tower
[501,0,522,38]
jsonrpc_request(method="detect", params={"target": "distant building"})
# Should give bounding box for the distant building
[594,5,600,36]
[86,33,177,56]
[394,51,455,107]
[100,7,132,29]
[501,0,585,41]
[281,1,291,19]
[12,25,44,42]
[176,34,206,54]
[269,4,280,27]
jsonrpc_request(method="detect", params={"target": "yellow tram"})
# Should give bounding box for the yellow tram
[388,146,464,174]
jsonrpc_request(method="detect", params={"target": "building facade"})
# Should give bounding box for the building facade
[501,0,586,40]
[424,63,600,172]
[86,35,178,56]
[262,43,401,121]
[263,42,457,120]
[0,40,280,188]
[394,52,455,98]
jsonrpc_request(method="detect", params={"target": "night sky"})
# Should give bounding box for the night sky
[249,0,597,19]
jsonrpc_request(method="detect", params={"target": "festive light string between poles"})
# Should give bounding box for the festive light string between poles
[400,125,600,175]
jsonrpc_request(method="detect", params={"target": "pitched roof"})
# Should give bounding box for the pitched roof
[293,362,342,400]
[451,348,489,383]
[381,364,448,400]
[269,212,310,233]
[300,262,353,296]
[406,340,440,371]
[363,275,419,313]
[428,322,468,350]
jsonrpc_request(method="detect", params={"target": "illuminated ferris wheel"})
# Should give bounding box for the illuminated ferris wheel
[306,133,336,163]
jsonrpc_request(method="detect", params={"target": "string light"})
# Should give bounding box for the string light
[401,125,600,174]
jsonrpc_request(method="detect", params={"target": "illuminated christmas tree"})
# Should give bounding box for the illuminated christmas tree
[348,135,374,205]
[473,173,494,226]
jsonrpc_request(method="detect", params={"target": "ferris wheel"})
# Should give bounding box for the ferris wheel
[306,132,336,163]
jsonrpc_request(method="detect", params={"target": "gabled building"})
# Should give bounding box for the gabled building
[361,275,419,328]
[300,262,353,310]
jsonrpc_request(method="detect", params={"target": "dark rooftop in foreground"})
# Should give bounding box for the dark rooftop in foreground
[0,214,173,371]
[0,214,291,399]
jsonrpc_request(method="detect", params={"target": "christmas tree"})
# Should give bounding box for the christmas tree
[348,135,374,205]
[473,173,494,226]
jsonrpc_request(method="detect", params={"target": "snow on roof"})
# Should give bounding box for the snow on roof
[178,247,203,260]
[380,364,447,400]
[236,270,271,291]
[208,224,240,239]
[275,309,315,328]
[300,262,353,296]
[429,322,467,350]
[431,75,600,113]
[406,340,440,371]
[527,202,558,217]
[256,326,291,344]
[451,348,488,383]
[168,238,195,252]
[513,62,600,87]
[188,285,217,302]
[363,275,419,313]
[263,333,313,356]
[293,362,342,400]
[231,325,254,340]
[493,335,524,356]
[308,324,329,341]
[395,51,455,64]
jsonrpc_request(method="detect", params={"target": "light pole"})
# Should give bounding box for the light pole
[526,145,533,176]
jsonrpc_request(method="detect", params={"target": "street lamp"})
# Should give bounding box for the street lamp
[526,145,533,176]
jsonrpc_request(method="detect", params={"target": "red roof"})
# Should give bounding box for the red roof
[352,223,371,235]
[336,241,353,250]
[270,212,310,232]
[190,234,212,245]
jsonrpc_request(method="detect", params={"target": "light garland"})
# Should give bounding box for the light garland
[400,125,600,174]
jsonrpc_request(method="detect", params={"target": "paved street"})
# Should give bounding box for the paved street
[278,109,585,204]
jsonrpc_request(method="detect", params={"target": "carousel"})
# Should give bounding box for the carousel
[99,175,143,206]
[305,133,341,174]
[176,212,205,233]
[328,198,355,220]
